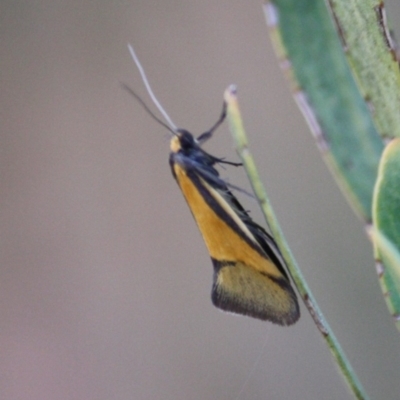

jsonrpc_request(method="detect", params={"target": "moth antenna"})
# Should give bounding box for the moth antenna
[128,44,178,132]
[121,83,176,135]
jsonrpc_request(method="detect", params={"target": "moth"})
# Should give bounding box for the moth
[124,45,299,325]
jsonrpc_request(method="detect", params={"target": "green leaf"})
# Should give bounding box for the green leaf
[372,138,400,324]
[265,0,384,221]
[327,0,400,139]
[373,139,400,246]
[372,230,400,296]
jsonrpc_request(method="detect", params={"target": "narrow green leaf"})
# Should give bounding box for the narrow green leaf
[327,0,400,139]
[373,139,400,246]
[372,138,400,324]
[265,0,384,221]
[372,230,400,298]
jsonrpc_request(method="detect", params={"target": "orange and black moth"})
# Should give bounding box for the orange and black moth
[126,45,300,325]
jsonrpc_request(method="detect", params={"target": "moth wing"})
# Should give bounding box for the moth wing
[211,259,300,325]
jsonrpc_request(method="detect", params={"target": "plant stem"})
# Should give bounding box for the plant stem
[224,85,370,400]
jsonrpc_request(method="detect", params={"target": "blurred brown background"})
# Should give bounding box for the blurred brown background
[1,1,400,399]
